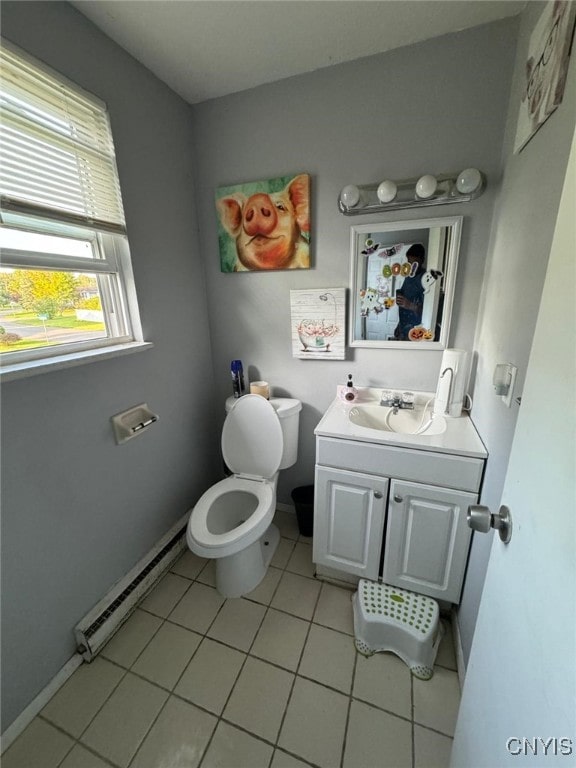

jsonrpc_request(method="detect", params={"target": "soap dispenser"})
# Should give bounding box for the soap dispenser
[341,374,358,402]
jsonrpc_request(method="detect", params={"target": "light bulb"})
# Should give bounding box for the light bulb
[340,184,361,207]
[456,167,482,194]
[377,180,397,203]
[415,174,438,199]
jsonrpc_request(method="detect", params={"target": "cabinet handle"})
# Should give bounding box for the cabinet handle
[393,494,403,503]
[373,491,383,499]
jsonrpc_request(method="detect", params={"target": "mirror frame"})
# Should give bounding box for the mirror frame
[348,215,462,350]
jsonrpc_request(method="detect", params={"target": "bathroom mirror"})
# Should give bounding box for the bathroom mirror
[349,216,462,349]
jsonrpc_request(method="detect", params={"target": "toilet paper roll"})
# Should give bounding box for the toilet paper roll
[250,381,270,399]
[434,349,471,417]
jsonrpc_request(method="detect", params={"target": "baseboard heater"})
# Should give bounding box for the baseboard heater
[75,511,189,661]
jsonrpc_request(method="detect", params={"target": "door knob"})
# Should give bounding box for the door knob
[393,494,403,503]
[373,491,383,499]
[467,504,512,544]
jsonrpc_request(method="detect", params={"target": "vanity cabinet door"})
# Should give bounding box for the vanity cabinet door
[313,466,388,580]
[382,480,476,604]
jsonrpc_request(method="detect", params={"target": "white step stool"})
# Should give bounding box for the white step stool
[352,580,443,680]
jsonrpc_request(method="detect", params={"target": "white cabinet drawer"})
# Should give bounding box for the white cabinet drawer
[316,436,483,493]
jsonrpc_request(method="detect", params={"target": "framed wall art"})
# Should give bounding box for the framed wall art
[515,1,576,153]
[215,173,311,272]
[290,288,346,360]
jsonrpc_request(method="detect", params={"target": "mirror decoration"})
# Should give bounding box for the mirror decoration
[339,169,484,216]
[349,217,462,350]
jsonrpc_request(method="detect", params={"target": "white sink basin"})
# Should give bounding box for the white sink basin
[349,404,447,436]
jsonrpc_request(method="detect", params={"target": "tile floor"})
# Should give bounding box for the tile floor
[3,510,460,768]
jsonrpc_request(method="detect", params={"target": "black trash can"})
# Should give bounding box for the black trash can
[291,485,314,537]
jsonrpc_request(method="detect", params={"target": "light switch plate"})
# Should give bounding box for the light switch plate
[501,365,517,408]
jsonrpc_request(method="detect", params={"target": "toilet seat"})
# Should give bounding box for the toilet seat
[187,475,275,558]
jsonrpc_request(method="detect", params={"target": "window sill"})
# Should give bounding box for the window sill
[0,341,154,382]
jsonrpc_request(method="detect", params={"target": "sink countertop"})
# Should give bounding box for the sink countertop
[314,387,488,459]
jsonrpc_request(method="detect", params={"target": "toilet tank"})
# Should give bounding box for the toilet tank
[270,398,302,469]
[225,396,301,470]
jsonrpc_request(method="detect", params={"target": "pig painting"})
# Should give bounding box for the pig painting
[216,174,311,272]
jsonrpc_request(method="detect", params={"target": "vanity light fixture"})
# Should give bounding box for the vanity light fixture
[338,168,485,215]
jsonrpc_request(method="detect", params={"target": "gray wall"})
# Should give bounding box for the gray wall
[458,2,576,661]
[191,19,517,505]
[1,2,220,731]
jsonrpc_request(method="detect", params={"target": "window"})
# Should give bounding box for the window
[0,41,146,375]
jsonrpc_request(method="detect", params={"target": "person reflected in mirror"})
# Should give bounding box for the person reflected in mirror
[394,243,426,340]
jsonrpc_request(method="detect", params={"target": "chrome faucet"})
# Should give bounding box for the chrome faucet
[439,367,455,415]
[380,390,414,414]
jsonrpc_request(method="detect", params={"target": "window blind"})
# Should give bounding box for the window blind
[0,42,126,234]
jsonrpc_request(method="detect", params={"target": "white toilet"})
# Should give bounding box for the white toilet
[187,394,301,598]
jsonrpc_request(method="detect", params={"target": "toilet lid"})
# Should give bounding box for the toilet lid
[222,394,283,479]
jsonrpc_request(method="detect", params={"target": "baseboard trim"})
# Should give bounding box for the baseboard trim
[315,563,359,588]
[451,607,466,688]
[1,653,83,754]
[276,501,295,514]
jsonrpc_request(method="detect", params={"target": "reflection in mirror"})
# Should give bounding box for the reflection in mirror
[349,216,462,349]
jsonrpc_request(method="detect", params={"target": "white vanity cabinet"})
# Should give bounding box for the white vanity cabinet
[313,430,486,604]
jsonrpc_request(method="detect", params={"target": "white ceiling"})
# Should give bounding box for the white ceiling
[71,0,524,104]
